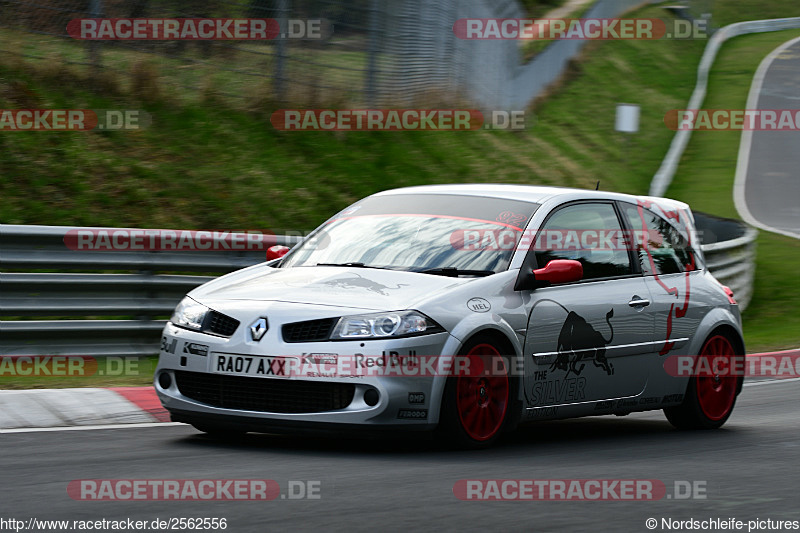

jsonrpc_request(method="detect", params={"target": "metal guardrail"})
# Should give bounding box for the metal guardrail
[694,212,758,311]
[0,225,301,357]
[0,218,756,357]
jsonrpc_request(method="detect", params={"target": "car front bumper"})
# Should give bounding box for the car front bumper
[154,322,458,431]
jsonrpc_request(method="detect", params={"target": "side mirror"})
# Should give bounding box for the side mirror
[515,259,583,290]
[532,259,583,285]
[266,245,290,261]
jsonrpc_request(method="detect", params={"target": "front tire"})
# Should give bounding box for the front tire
[664,332,742,429]
[438,336,516,448]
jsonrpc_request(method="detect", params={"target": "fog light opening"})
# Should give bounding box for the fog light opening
[363,388,380,407]
[158,372,172,390]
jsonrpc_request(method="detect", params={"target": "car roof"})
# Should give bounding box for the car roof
[372,183,690,211]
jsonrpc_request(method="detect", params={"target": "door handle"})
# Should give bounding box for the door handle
[628,297,650,307]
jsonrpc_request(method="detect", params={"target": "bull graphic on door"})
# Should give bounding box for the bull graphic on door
[549,309,615,378]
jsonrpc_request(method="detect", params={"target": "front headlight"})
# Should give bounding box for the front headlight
[170,297,209,331]
[330,310,444,340]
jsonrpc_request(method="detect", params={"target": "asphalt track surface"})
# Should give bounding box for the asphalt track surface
[738,38,800,238]
[1,379,798,532]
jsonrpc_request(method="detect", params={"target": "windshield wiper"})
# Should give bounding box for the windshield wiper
[416,267,495,277]
[317,262,368,267]
[316,262,390,269]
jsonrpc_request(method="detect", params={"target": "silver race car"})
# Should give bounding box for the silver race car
[155,184,744,447]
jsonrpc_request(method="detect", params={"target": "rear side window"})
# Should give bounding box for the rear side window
[621,204,695,275]
[534,202,633,280]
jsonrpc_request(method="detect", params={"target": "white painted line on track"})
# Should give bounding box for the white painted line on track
[0,422,186,434]
[744,377,800,387]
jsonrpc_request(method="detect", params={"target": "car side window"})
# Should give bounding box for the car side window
[621,204,694,275]
[534,203,633,280]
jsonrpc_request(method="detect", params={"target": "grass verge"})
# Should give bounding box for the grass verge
[0,358,157,390]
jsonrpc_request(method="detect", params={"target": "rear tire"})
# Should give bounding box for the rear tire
[664,332,742,429]
[438,336,516,449]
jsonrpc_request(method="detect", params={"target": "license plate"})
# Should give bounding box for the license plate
[211,354,294,378]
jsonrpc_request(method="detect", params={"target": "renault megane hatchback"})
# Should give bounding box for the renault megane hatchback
[155,184,744,447]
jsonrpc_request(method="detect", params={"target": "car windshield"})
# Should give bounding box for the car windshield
[280,193,539,274]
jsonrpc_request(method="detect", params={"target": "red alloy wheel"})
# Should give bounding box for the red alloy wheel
[456,343,509,441]
[695,335,737,421]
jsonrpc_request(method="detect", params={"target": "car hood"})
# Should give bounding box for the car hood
[190,265,475,311]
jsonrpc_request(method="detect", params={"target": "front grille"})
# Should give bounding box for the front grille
[204,310,240,337]
[282,318,337,343]
[175,371,355,413]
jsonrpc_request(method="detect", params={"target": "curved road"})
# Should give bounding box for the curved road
[736,37,800,239]
[1,379,798,531]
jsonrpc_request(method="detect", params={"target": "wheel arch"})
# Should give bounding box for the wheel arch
[690,307,745,357]
[456,326,519,356]
[448,314,524,358]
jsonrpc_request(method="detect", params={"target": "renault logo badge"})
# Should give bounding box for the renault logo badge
[250,318,268,341]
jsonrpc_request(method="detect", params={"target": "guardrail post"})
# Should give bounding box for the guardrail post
[274,0,289,101]
[88,0,103,75]
[365,0,380,107]
[139,268,155,323]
